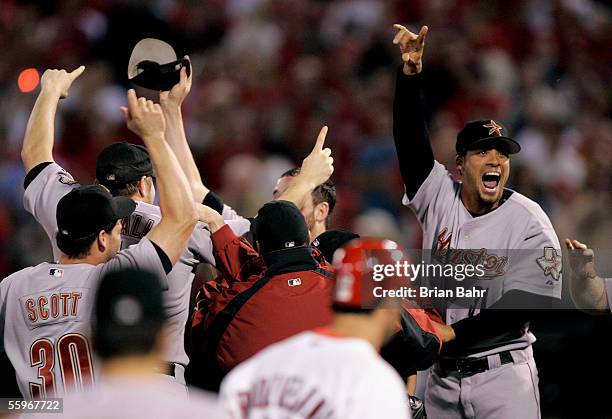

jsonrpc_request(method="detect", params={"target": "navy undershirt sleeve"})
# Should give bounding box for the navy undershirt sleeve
[393,67,435,200]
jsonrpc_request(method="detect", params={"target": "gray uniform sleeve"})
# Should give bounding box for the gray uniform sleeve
[100,237,168,288]
[222,204,245,222]
[23,163,80,260]
[187,219,252,267]
[402,161,458,226]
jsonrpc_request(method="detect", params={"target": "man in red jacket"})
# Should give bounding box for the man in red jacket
[188,127,335,391]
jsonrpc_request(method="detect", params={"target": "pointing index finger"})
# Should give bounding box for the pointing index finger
[127,89,138,112]
[314,126,328,150]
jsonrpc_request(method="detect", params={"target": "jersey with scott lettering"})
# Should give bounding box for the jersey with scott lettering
[403,161,562,356]
[220,330,411,419]
[23,162,251,366]
[0,239,165,398]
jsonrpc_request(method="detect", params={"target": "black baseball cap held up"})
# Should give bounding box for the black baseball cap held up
[56,185,136,240]
[456,119,521,155]
[127,38,190,91]
[96,142,154,189]
[250,200,309,254]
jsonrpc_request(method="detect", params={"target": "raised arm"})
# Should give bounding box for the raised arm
[159,57,210,203]
[21,66,85,173]
[391,25,434,200]
[566,238,608,313]
[121,90,198,265]
[279,126,334,208]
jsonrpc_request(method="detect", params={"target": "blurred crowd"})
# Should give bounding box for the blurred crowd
[0,0,610,277]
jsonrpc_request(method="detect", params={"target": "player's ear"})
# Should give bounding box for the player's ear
[314,202,329,223]
[456,154,464,175]
[96,229,107,253]
[136,176,148,198]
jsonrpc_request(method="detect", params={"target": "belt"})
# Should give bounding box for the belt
[437,351,514,377]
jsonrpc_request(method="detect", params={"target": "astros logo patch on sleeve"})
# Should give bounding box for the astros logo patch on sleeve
[536,247,561,283]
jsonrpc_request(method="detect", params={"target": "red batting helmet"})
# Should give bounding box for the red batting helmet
[331,238,412,310]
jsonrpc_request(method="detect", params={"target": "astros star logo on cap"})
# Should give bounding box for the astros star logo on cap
[483,120,503,136]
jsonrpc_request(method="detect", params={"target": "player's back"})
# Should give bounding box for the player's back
[220,330,410,419]
[0,262,102,398]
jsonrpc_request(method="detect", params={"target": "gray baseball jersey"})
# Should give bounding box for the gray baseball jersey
[0,238,165,398]
[23,162,250,366]
[404,161,562,356]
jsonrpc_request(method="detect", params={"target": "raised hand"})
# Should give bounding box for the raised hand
[392,24,428,75]
[120,89,166,141]
[160,56,192,109]
[565,238,598,280]
[40,66,85,98]
[299,126,334,188]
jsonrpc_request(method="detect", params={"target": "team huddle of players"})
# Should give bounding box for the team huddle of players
[0,22,606,419]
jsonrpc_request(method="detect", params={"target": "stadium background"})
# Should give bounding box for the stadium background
[0,0,610,416]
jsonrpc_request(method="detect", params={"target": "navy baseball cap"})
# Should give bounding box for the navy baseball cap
[94,268,166,358]
[127,38,190,91]
[250,200,309,254]
[456,119,521,155]
[56,185,136,239]
[96,142,154,189]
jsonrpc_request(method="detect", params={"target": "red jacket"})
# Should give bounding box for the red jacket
[188,224,334,391]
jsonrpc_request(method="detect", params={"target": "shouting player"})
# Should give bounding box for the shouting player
[1,66,198,398]
[391,24,562,418]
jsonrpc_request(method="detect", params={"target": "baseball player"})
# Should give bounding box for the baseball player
[1,69,198,398]
[19,64,249,390]
[219,238,411,419]
[391,24,562,418]
[566,238,610,312]
[24,269,219,418]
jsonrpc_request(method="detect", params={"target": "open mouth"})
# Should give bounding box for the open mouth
[481,172,501,192]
